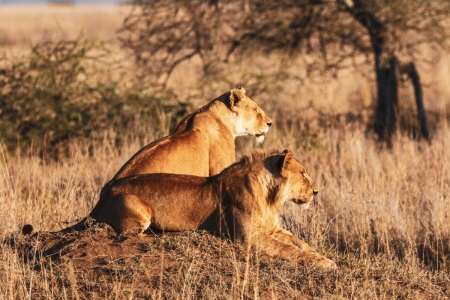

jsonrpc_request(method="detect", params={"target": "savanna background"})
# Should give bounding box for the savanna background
[1,1,449,299]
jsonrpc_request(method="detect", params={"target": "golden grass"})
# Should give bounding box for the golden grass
[0,5,128,51]
[1,124,449,298]
[0,4,449,299]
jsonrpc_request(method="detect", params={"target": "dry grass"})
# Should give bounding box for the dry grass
[1,4,450,299]
[0,5,128,51]
[1,124,449,298]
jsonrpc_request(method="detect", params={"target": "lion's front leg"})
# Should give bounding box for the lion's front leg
[271,227,316,250]
[251,229,336,270]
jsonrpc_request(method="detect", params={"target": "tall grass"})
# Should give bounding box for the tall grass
[1,122,449,298]
[0,4,449,298]
[281,123,450,268]
[1,119,449,260]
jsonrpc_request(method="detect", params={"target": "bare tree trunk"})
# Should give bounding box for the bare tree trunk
[340,0,400,146]
[339,0,434,146]
[406,63,431,142]
[374,56,399,146]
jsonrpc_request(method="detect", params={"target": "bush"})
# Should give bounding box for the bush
[0,37,188,155]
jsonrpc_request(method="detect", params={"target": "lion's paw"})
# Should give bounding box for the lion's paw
[316,258,337,270]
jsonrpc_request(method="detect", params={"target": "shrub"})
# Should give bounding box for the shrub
[0,37,188,156]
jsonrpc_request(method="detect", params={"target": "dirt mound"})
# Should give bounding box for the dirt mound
[8,224,320,298]
[5,224,448,299]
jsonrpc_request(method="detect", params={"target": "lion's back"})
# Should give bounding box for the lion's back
[113,129,210,179]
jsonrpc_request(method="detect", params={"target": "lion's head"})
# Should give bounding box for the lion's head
[226,87,272,142]
[277,150,318,209]
[226,150,318,210]
[243,150,317,210]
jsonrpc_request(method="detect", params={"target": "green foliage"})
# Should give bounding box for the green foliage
[0,37,188,155]
[0,38,96,150]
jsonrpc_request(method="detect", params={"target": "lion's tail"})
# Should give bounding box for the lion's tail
[21,224,35,236]
[21,216,96,237]
[22,182,112,236]
[59,216,96,233]
[60,181,113,233]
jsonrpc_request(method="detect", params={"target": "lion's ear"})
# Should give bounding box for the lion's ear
[279,150,294,177]
[229,87,246,107]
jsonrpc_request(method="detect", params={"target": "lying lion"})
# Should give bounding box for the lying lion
[88,150,336,269]
[112,87,272,180]
[60,87,270,231]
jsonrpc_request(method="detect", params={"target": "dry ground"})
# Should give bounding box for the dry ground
[1,4,450,300]
[4,223,449,299]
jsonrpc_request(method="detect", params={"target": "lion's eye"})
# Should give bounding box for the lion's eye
[302,172,307,178]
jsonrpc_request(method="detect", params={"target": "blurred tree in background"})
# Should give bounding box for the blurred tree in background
[1,0,448,153]
[120,0,450,145]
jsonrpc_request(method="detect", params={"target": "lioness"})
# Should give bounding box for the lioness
[90,150,336,269]
[112,87,272,180]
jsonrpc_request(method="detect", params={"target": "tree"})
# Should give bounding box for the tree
[120,0,450,144]
[333,0,446,144]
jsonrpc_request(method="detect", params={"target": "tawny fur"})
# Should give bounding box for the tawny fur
[60,87,271,233]
[112,87,272,180]
[82,150,336,269]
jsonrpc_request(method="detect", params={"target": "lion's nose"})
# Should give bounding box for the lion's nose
[267,122,272,127]
[313,189,319,196]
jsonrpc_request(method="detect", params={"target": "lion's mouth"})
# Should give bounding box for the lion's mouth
[254,133,266,144]
[294,199,312,210]
[293,197,313,205]
[293,198,307,204]
[292,197,314,210]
